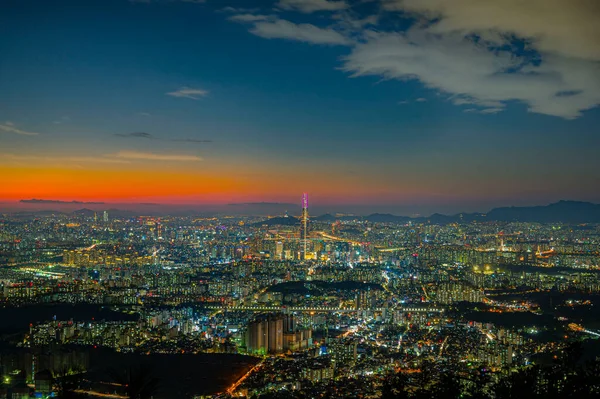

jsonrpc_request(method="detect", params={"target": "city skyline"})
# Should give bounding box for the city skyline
[3,2,600,398]
[1,0,600,213]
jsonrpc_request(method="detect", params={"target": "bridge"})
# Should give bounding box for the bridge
[205,305,444,313]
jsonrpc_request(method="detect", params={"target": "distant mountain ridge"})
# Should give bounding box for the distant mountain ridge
[252,215,300,227]
[21,199,105,204]
[416,201,600,224]
[365,213,412,223]
[8,200,600,224]
[480,200,600,223]
[308,201,600,225]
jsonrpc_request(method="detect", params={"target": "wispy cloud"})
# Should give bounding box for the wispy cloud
[114,131,212,143]
[115,132,155,139]
[130,0,205,3]
[228,14,272,22]
[1,153,130,164]
[2,150,202,165]
[219,7,260,13]
[166,87,209,100]
[52,116,71,125]
[136,112,151,117]
[0,122,39,136]
[397,98,427,105]
[172,138,212,143]
[112,150,202,162]
[479,108,504,114]
[276,0,348,13]
[463,107,503,114]
[249,18,351,45]
[451,97,504,108]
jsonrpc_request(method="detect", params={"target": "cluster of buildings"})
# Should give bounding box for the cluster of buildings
[0,196,599,397]
[244,314,312,355]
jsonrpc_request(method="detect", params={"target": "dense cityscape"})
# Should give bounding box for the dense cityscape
[3,0,600,397]
[1,195,600,398]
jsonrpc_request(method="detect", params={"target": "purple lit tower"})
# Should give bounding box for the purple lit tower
[301,193,309,260]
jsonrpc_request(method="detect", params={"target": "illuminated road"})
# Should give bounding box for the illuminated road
[568,323,600,337]
[227,360,264,395]
[73,390,127,398]
[316,232,364,245]
[439,336,449,357]
[376,247,408,252]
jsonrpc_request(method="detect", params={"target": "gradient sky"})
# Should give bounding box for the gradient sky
[1,0,599,214]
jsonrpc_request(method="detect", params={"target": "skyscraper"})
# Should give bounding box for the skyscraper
[103,211,108,223]
[300,193,309,260]
[245,314,284,354]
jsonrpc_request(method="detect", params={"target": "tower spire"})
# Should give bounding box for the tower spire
[301,193,308,260]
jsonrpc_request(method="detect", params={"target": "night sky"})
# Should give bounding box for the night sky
[1,0,599,214]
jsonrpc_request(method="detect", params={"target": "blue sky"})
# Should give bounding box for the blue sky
[1,0,599,214]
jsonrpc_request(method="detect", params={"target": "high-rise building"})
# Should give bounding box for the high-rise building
[300,193,309,260]
[245,314,284,354]
[103,211,109,223]
[329,339,358,367]
[282,314,312,352]
[275,241,283,260]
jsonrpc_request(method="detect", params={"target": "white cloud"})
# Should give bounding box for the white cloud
[250,18,351,45]
[479,107,503,114]
[226,0,600,118]
[342,29,600,118]
[228,14,272,22]
[166,87,209,100]
[112,150,202,162]
[276,0,348,13]
[383,0,600,62]
[331,12,378,30]
[451,97,502,108]
[415,97,427,102]
[0,123,39,136]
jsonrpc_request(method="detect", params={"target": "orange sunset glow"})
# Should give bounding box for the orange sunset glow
[0,164,419,205]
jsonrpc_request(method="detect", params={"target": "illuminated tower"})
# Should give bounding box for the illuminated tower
[301,193,309,260]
